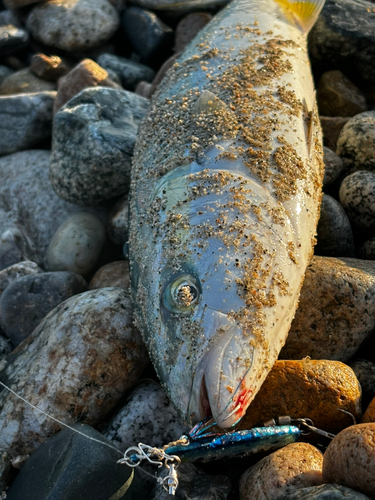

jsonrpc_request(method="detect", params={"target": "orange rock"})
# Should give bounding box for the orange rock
[239,359,361,434]
[89,261,130,290]
[362,396,375,423]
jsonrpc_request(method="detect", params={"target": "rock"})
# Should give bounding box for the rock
[359,237,375,259]
[0,271,87,346]
[239,359,361,434]
[46,213,106,277]
[96,53,155,90]
[322,423,375,498]
[0,10,22,28]
[315,194,354,257]
[4,0,47,7]
[339,171,375,231]
[362,397,375,423]
[27,0,120,52]
[149,54,178,96]
[0,450,11,492]
[53,58,121,113]
[317,71,367,117]
[0,337,12,362]
[0,150,105,270]
[278,484,372,500]
[0,68,56,95]
[336,112,375,173]
[0,288,149,459]
[107,194,129,246]
[0,65,13,86]
[239,443,323,500]
[122,6,173,62]
[0,24,28,57]
[350,359,375,408]
[30,53,70,81]
[103,380,188,452]
[323,146,344,188]
[50,87,149,205]
[135,80,152,98]
[174,12,212,54]
[0,261,43,296]
[129,0,230,13]
[6,424,147,500]
[308,0,375,86]
[89,261,130,290]
[320,116,350,151]
[0,91,56,155]
[281,257,375,361]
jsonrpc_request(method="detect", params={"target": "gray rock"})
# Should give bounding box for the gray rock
[0,91,56,155]
[0,10,22,28]
[0,288,149,459]
[135,80,152,98]
[0,271,87,346]
[350,359,375,408]
[336,111,375,173]
[0,450,11,492]
[309,0,375,86]
[339,171,375,231]
[280,256,375,362]
[103,380,188,452]
[323,146,344,188]
[107,194,129,246]
[278,483,372,499]
[129,0,229,13]
[0,24,29,57]
[50,87,149,205]
[0,65,13,86]
[26,0,120,52]
[0,261,43,296]
[46,213,106,277]
[0,336,12,362]
[0,150,106,271]
[315,194,354,257]
[174,12,212,54]
[320,116,350,152]
[359,237,375,259]
[0,68,56,95]
[89,261,130,290]
[97,53,154,90]
[4,0,48,7]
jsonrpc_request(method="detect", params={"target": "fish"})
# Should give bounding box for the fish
[129,0,325,429]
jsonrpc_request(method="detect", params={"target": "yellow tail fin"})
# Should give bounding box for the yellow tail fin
[275,0,325,33]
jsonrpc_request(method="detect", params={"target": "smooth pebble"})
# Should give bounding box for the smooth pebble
[0,261,43,296]
[89,261,130,290]
[322,146,344,188]
[96,53,155,90]
[0,68,56,95]
[339,171,375,231]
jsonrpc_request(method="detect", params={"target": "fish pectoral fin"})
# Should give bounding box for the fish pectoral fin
[274,0,325,33]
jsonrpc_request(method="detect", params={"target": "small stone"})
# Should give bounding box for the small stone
[0,228,36,271]
[322,423,375,498]
[317,71,367,117]
[320,116,350,151]
[0,261,43,296]
[50,87,149,205]
[103,379,188,452]
[278,484,372,500]
[5,424,145,500]
[0,24,28,57]
[339,171,375,231]
[0,68,56,95]
[96,53,155,90]
[0,65,13,86]
[0,10,22,28]
[174,12,212,54]
[89,261,130,290]
[122,6,173,62]
[359,237,375,259]
[0,271,87,346]
[30,53,70,81]
[315,194,354,257]
[281,257,375,361]
[0,91,56,156]
[239,443,323,500]
[149,54,177,96]
[27,0,120,52]
[0,337,12,362]
[239,359,361,434]
[336,111,375,173]
[53,58,121,113]
[362,397,375,423]
[0,288,148,459]
[350,359,375,408]
[323,146,344,188]
[46,213,106,277]
[107,194,129,246]
[0,450,11,492]
[135,80,152,98]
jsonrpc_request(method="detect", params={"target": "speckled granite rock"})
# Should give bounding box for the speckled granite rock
[281,256,375,361]
[0,24,29,57]
[339,171,375,231]
[317,71,367,117]
[315,194,354,257]
[46,213,106,277]
[278,484,372,500]
[323,146,344,188]
[0,91,56,155]
[0,288,148,459]
[107,194,129,246]
[174,12,212,54]
[320,116,350,151]
[0,261,43,296]
[26,0,120,52]
[336,112,375,173]
[0,68,56,95]
[239,359,361,434]
[30,53,70,81]
[362,397,375,423]
[50,87,149,205]
[350,359,375,408]
[323,423,375,498]
[0,271,87,346]
[96,53,155,90]
[89,261,130,290]
[239,443,323,500]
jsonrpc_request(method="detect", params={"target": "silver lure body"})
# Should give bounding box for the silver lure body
[130,0,324,428]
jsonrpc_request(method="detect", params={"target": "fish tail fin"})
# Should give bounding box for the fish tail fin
[274,0,325,33]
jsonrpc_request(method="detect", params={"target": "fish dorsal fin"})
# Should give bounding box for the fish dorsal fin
[274,0,326,34]
[193,90,231,116]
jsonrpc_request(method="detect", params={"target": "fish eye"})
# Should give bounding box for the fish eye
[163,275,200,314]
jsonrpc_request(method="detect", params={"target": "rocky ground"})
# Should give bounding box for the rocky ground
[0,0,375,498]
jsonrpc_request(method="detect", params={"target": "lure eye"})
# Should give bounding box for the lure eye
[163,275,200,314]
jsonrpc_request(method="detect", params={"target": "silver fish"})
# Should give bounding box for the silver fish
[129,0,325,429]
